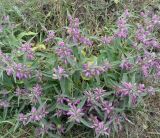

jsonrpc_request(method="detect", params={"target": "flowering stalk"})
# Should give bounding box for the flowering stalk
[53,66,68,80]
[19,106,48,125]
[68,16,93,46]
[91,116,110,137]
[116,82,155,105]
[19,42,35,60]
[44,30,55,43]
[67,104,84,123]
[82,62,110,78]
[55,41,74,64]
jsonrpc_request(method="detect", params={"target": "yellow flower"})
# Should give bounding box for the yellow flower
[32,43,46,51]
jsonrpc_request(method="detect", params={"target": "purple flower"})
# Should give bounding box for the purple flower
[53,66,68,80]
[92,117,110,137]
[19,106,48,125]
[136,25,160,48]
[116,82,154,106]
[56,96,70,104]
[117,18,127,28]
[1,50,31,80]
[138,53,160,77]
[84,87,106,106]
[30,106,48,122]
[131,94,138,105]
[2,15,9,22]
[82,64,93,78]
[137,84,145,93]
[67,16,93,46]
[140,12,144,17]
[115,18,128,38]
[120,60,133,70]
[68,16,80,43]
[79,36,93,47]
[152,14,160,25]
[19,113,28,125]
[102,61,111,71]
[32,84,42,97]
[15,87,29,96]
[20,42,32,52]
[19,42,35,60]
[124,9,130,17]
[14,63,31,79]
[102,101,113,115]
[55,43,74,64]
[84,90,95,105]
[54,109,66,117]
[117,82,133,96]
[44,30,55,43]
[92,67,103,76]
[93,88,106,101]
[146,86,155,95]
[58,41,65,47]
[0,100,9,108]
[101,36,113,45]
[82,63,109,78]
[67,104,84,123]
[6,62,31,80]
[6,67,14,76]
[55,46,72,57]
[116,28,128,38]
[35,127,49,137]
[142,64,149,77]
[26,51,35,60]
[30,107,41,121]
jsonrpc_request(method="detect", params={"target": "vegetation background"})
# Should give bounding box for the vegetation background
[0,0,160,137]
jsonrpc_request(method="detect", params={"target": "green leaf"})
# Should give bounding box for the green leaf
[56,104,70,111]
[17,31,38,39]
[77,97,87,108]
[81,119,92,128]
[48,133,61,138]
[60,78,73,96]
[65,122,75,132]
[131,72,136,84]
[122,73,128,82]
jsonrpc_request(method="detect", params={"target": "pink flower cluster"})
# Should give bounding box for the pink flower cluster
[68,16,93,46]
[91,116,110,137]
[0,50,32,80]
[116,82,155,105]
[19,42,35,60]
[137,52,160,77]
[101,36,114,45]
[6,63,31,80]
[115,17,128,38]
[19,106,48,125]
[55,41,74,64]
[67,103,84,123]
[53,66,68,80]
[136,25,160,48]
[15,84,43,103]
[44,30,55,43]
[82,62,110,78]
[101,9,130,45]
[136,12,160,48]
[120,59,133,70]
